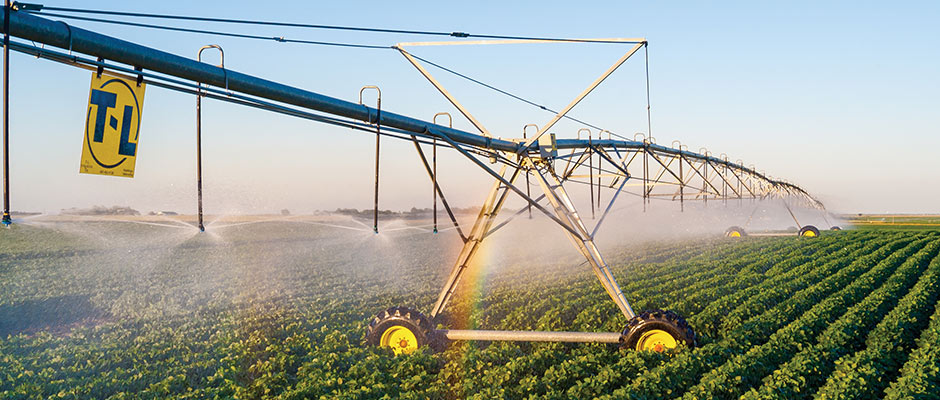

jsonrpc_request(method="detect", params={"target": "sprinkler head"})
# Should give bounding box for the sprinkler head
[1,213,11,227]
[373,227,379,234]
[433,228,438,234]
[198,225,205,232]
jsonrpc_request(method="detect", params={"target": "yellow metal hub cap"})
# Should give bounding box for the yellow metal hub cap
[802,230,817,237]
[729,231,741,237]
[636,329,678,352]
[380,326,419,355]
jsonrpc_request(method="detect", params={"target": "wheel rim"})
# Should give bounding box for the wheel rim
[729,231,741,238]
[380,326,419,354]
[636,329,678,352]
[801,230,817,237]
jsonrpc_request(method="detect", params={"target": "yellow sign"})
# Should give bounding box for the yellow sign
[80,72,146,177]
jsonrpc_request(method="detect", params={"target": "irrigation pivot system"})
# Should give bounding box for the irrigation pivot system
[1,6,829,354]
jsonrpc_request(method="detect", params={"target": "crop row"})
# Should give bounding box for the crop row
[598,233,928,399]
[883,272,940,399]
[691,231,898,340]
[740,233,940,399]
[813,236,940,399]
[683,237,940,399]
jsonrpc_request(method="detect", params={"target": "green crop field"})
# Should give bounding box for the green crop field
[1,219,939,399]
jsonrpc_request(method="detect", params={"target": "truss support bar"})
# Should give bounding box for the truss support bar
[783,199,801,228]
[396,48,491,137]
[518,42,645,152]
[439,329,623,343]
[681,155,722,198]
[591,175,630,239]
[429,165,520,318]
[483,193,546,240]
[410,136,467,242]
[530,163,635,320]
[705,160,740,198]
[432,129,583,239]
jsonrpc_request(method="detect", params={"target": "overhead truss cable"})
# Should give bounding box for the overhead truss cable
[20,11,395,49]
[400,50,633,141]
[15,2,645,44]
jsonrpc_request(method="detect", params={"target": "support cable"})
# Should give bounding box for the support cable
[644,43,651,139]
[24,11,396,49]
[18,4,644,44]
[404,51,635,141]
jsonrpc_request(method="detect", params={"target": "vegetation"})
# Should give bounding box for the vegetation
[0,220,937,398]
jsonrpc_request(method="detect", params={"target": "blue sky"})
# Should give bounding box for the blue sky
[5,0,938,214]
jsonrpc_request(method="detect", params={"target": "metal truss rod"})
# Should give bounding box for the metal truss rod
[410,136,468,242]
[680,155,723,198]
[530,163,635,319]
[439,329,622,343]
[431,128,584,239]
[396,47,492,137]
[643,151,678,196]
[563,150,592,181]
[704,160,741,198]
[482,193,547,240]
[646,151,682,189]
[727,166,757,198]
[518,42,644,152]
[593,147,630,177]
[429,165,519,318]
[591,174,630,239]
[782,199,802,228]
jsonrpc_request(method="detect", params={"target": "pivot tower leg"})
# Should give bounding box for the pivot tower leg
[429,165,520,318]
[529,161,635,319]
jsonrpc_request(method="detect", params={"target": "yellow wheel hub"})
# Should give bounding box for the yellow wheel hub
[380,326,419,355]
[729,231,741,238]
[636,329,677,352]
[801,230,817,237]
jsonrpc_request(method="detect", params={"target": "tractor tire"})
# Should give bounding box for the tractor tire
[725,226,747,238]
[831,226,842,231]
[621,309,696,352]
[367,306,434,355]
[798,225,820,237]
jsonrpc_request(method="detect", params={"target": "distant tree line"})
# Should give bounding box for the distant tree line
[61,205,141,216]
[332,206,484,219]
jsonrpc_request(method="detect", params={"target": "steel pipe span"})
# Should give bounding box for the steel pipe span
[438,329,623,343]
[0,10,817,204]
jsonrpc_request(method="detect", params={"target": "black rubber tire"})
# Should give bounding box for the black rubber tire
[621,309,696,351]
[725,226,747,238]
[366,306,434,351]
[831,226,842,231]
[798,225,820,237]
